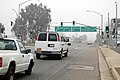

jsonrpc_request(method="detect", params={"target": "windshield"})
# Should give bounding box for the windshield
[0,39,17,50]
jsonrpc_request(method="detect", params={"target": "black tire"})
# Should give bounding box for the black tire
[64,49,68,57]
[58,50,63,60]
[25,62,33,75]
[117,44,120,47]
[5,66,15,80]
[36,54,41,59]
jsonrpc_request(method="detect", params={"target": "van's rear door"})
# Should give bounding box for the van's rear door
[35,32,48,52]
[47,33,61,51]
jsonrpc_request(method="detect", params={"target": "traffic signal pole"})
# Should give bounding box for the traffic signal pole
[115,2,118,47]
[107,12,110,48]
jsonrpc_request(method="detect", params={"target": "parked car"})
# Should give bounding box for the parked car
[35,32,69,60]
[0,38,34,80]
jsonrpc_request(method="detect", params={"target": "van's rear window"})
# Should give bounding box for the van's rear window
[38,33,47,41]
[48,33,57,41]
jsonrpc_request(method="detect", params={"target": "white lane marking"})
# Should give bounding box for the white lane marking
[67,64,94,71]
[75,47,83,49]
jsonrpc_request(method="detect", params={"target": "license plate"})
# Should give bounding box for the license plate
[37,48,42,52]
[48,44,55,47]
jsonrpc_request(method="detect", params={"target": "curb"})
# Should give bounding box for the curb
[98,47,113,80]
[111,67,120,80]
[100,47,120,80]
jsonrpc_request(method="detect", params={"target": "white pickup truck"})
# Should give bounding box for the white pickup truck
[0,38,34,80]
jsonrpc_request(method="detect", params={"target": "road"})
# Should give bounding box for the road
[14,42,100,80]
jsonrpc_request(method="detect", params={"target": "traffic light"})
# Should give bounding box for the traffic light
[113,18,115,23]
[107,34,109,38]
[105,26,109,33]
[101,31,104,39]
[102,31,104,36]
[1,27,5,33]
[112,28,115,35]
[10,21,13,26]
[61,22,63,26]
[73,21,75,25]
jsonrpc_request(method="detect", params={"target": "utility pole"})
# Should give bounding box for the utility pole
[107,12,109,47]
[115,2,118,47]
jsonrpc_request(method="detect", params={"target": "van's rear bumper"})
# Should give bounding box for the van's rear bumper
[34,51,61,55]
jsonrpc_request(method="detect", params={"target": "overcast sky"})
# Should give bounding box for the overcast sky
[0,0,120,41]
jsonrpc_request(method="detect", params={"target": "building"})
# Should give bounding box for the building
[111,18,120,35]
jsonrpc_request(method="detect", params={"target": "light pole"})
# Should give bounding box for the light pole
[12,9,19,35]
[19,0,32,25]
[18,0,32,40]
[12,9,19,17]
[18,0,41,40]
[87,10,103,45]
[87,10,103,31]
[115,2,118,47]
[19,0,32,18]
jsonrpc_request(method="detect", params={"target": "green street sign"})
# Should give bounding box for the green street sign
[81,26,97,32]
[55,26,71,32]
[55,26,97,32]
[72,26,80,32]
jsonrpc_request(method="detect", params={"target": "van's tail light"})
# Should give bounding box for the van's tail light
[0,57,2,67]
[36,36,38,40]
[58,35,61,41]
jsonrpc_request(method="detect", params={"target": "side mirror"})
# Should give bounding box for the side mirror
[26,49,31,53]
[67,43,71,46]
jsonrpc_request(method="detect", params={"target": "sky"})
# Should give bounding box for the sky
[0,0,120,41]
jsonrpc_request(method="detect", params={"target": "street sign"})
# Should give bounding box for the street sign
[55,26,71,32]
[81,26,97,32]
[72,26,80,32]
[55,26,97,32]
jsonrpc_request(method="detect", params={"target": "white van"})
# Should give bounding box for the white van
[35,32,68,60]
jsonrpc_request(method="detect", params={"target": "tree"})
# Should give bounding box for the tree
[11,3,51,41]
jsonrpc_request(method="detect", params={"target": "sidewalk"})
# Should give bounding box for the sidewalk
[99,45,120,80]
[98,47,113,80]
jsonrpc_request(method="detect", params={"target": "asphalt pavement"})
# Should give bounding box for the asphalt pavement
[14,42,100,80]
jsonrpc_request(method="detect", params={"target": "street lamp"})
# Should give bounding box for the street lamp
[12,9,19,17]
[18,0,40,18]
[12,9,19,34]
[87,10,103,31]
[18,0,32,40]
[18,0,32,27]
[18,0,40,36]
[87,10,103,45]
[19,0,32,18]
